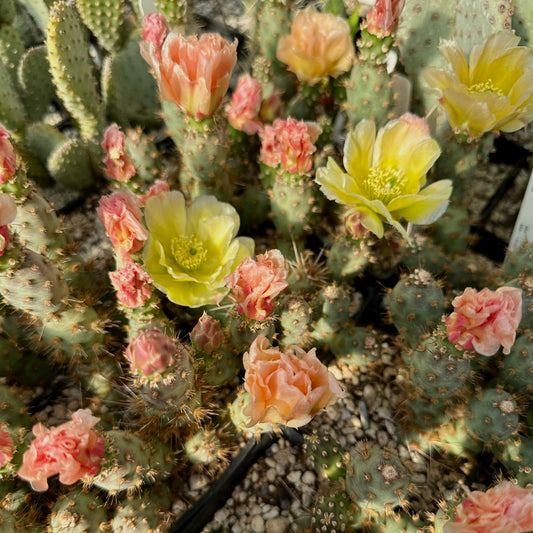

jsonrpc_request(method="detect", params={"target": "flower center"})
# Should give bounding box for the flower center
[468,79,504,97]
[365,166,407,204]
[171,235,207,271]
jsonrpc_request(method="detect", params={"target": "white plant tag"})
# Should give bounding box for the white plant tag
[508,166,533,252]
[138,0,157,16]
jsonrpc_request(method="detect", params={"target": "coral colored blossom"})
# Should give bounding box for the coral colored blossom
[125,327,175,376]
[17,409,104,491]
[365,0,406,38]
[260,118,322,174]
[109,258,152,308]
[101,124,136,182]
[315,113,451,239]
[97,188,148,259]
[0,125,16,183]
[0,193,17,256]
[190,312,224,353]
[141,31,237,120]
[444,481,533,533]
[0,429,14,467]
[425,31,533,137]
[225,74,264,135]
[225,249,289,321]
[142,12,168,60]
[277,7,355,85]
[445,286,522,356]
[243,335,344,428]
[138,180,171,207]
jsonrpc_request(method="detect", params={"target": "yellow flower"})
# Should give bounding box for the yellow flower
[315,114,452,239]
[276,7,355,86]
[143,191,254,307]
[424,31,533,138]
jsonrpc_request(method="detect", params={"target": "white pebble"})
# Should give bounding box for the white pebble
[251,515,265,533]
[301,471,316,485]
[286,471,301,484]
[266,516,290,533]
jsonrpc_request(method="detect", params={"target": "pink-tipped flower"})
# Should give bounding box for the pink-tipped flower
[141,31,237,120]
[225,74,264,135]
[243,335,344,428]
[97,188,148,259]
[365,0,406,38]
[109,258,152,308]
[142,12,169,60]
[446,286,522,356]
[0,429,14,467]
[0,193,17,256]
[101,124,136,182]
[225,249,289,321]
[0,125,16,183]
[344,207,372,240]
[444,481,533,533]
[125,327,176,377]
[17,409,104,492]
[190,312,224,353]
[260,118,322,174]
[138,179,171,207]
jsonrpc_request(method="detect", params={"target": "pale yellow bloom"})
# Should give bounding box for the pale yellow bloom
[424,31,533,138]
[143,191,254,307]
[315,114,452,239]
[276,7,355,86]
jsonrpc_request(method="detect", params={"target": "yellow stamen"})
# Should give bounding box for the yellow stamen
[171,235,207,271]
[365,166,407,204]
[468,80,504,97]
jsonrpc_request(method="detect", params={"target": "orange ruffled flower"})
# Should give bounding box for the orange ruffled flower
[445,286,522,356]
[276,7,355,86]
[109,257,152,308]
[0,429,14,467]
[424,31,533,138]
[444,481,533,533]
[243,335,344,428]
[141,29,237,120]
[101,123,136,183]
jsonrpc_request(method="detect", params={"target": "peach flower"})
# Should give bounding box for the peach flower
[365,0,406,38]
[17,409,104,491]
[141,30,237,120]
[142,12,168,60]
[0,429,14,467]
[444,481,533,533]
[226,249,289,321]
[260,118,322,174]
[124,327,175,377]
[138,179,170,207]
[97,188,148,259]
[243,335,344,428]
[446,286,522,356]
[0,193,17,256]
[225,74,264,135]
[0,125,16,183]
[101,123,136,182]
[109,258,152,308]
[190,312,224,353]
[276,7,355,85]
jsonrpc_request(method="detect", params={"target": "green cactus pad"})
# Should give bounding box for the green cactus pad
[76,0,124,53]
[47,137,95,190]
[49,491,108,533]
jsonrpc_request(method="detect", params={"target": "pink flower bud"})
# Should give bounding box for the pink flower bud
[109,258,152,308]
[101,124,136,182]
[0,193,17,256]
[225,74,264,135]
[125,327,176,377]
[344,208,372,240]
[0,125,16,183]
[260,118,322,174]
[445,286,522,356]
[138,179,170,207]
[0,429,14,467]
[190,312,224,353]
[142,12,169,60]
[365,0,406,38]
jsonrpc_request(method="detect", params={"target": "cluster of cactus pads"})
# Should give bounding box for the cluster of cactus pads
[0,0,533,531]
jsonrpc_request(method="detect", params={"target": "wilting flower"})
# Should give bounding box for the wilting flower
[365,0,406,38]
[343,207,372,240]
[0,193,17,256]
[446,286,522,356]
[143,190,254,307]
[315,114,451,239]
[226,249,289,321]
[101,124,136,182]
[260,118,322,174]
[125,327,175,377]
[225,74,264,135]
[97,188,148,259]
[243,335,344,428]
[0,430,14,467]
[142,12,168,60]
[138,180,171,207]
[424,31,533,138]
[444,481,533,533]
[0,125,16,183]
[190,312,224,353]
[109,258,152,308]
[18,409,104,491]
[277,7,355,85]
[141,29,237,120]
